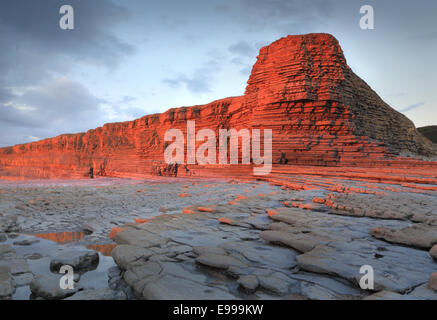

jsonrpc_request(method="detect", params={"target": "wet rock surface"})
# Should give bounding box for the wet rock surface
[30,274,78,300]
[0,177,436,300]
[0,266,15,300]
[65,288,127,300]
[50,250,99,272]
[370,224,437,249]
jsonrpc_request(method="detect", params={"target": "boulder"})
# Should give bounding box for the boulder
[30,274,77,300]
[0,266,15,299]
[297,239,436,293]
[50,250,99,272]
[237,275,259,293]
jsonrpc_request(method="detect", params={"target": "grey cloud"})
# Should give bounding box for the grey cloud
[163,58,222,94]
[0,0,134,70]
[0,0,135,93]
[0,78,144,147]
[228,40,266,77]
[120,96,137,104]
[0,78,103,130]
[216,0,336,34]
[0,0,136,147]
[229,41,258,57]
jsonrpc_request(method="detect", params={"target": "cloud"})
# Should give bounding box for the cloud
[227,0,337,33]
[0,78,102,144]
[163,58,222,94]
[0,77,145,147]
[228,41,266,77]
[0,0,134,71]
[229,41,258,57]
[0,0,137,147]
[399,102,426,113]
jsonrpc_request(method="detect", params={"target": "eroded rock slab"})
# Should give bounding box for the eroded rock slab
[370,224,437,249]
[111,245,153,270]
[30,274,77,300]
[196,253,247,270]
[142,274,238,300]
[66,288,127,300]
[50,250,99,272]
[0,266,15,300]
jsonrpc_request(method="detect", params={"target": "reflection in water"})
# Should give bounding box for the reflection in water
[33,232,117,256]
[86,244,117,256]
[34,231,84,244]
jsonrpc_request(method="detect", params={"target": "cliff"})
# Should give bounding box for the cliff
[0,33,435,180]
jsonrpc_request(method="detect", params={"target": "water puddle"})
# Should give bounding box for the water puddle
[3,232,121,300]
[34,231,85,244]
[85,244,117,256]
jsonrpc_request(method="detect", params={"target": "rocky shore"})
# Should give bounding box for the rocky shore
[0,175,436,300]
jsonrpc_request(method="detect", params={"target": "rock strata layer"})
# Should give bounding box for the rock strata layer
[0,33,435,180]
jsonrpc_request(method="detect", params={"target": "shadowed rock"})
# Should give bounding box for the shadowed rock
[50,250,99,273]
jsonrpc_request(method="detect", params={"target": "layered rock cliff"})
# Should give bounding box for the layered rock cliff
[0,33,435,179]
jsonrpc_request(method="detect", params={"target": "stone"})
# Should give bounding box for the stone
[0,244,15,256]
[65,288,127,300]
[123,262,162,296]
[237,275,259,293]
[142,275,237,300]
[258,272,299,295]
[82,219,99,234]
[111,245,153,270]
[0,258,31,275]
[408,283,437,299]
[50,250,99,272]
[13,272,33,287]
[370,224,437,249]
[219,240,298,269]
[13,239,39,246]
[196,253,247,270]
[30,274,77,300]
[260,230,324,253]
[299,282,349,300]
[0,216,20,233]
[297,239,436,293]
[363,291,409,300]
[193,246,227,256]
[25,253,43,260]
[114,228,169,248]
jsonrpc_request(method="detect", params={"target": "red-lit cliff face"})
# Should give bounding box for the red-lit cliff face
[0,33,435,180]
[244,33,435,164]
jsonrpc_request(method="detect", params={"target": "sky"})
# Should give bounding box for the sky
[0,0,436,147]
